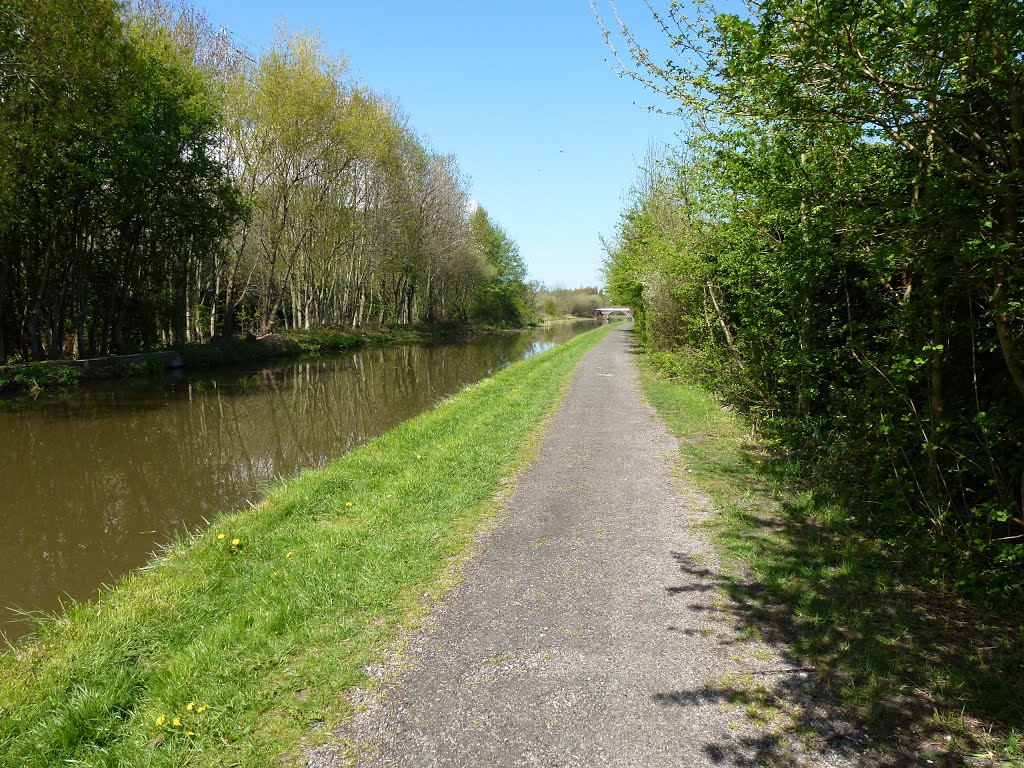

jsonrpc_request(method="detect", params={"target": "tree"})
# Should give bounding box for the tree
[597,0,1024,399]
[597,0,1024,589]
[469,207,530,326]
[0,0,237,360]
[1,0,523,360]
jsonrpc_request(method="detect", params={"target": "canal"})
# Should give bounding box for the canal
[0,322,594,641]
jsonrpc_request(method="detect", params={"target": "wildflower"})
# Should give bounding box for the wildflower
[231,538,240,547]
[172,717,181,727]
[186,701,195,711]
[272,571,279,577]
[286,551,294,558]
[217,533,225,540]
[416,454,422,460]
[155,715,167,726]
[196,705,208,714]
[187,730,196,736]
[345,501,352,508]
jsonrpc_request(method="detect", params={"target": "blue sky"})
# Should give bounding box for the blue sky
[196,1,685,289]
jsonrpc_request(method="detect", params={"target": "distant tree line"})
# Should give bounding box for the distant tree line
[599,1,1024,591]
[0,0,530,363]
[534,286,605,319]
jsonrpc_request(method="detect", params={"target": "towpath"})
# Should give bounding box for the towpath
[306,325,872,767]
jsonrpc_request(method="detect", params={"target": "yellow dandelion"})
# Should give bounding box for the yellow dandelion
[416,454,422,459]
[187,730,196,736]
[172,717,181,727]
[186,701,195,711]
[285,551,294,558]
[345,501,352,508]
[155,715,167,727]
[231,538,240,547]
[217,533,225,540]
[271,571,279,577]
[197,705,208,714]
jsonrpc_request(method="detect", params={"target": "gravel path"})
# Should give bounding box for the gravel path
[305,325,877,768]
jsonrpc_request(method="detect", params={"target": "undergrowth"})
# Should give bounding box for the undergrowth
[641,362,1024,767]
[0,363,81,394]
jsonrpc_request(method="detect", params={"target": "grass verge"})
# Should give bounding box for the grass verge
[640,363,1023,767]
[0,362,81,394]
[0,324,508,394]
[0,324,610,767]
[175,326,459,368]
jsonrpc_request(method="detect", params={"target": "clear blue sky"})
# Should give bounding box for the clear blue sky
[195,1,685,289]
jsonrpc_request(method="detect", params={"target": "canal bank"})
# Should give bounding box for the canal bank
[0,324,543,395]
[0,325,610,768]
[0,322,595,642]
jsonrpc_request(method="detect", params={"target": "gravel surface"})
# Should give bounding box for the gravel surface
[304,325,882,768]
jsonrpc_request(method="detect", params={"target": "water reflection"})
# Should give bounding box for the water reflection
[0,323,593,640]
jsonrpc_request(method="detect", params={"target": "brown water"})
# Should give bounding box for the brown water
[0,323,593,641]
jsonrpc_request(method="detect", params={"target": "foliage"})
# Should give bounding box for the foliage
[0,326,608,767]
[0,1,532,364]
[468,207,531,326]
[0,0,240,363]
[215,29,530,336]
[598,1,1024,592]
[178,331,357,368]
[175,326,439,368]
[533,285,606,319]
[0,363,81,394]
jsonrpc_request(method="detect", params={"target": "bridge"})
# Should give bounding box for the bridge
[591,306,633,320]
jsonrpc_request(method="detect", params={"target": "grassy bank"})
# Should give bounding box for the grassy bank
[0,325,609,767]
[0,324,505,395]
[176,326,440,369]
[641,364,1023,766]
[0,362,82,394]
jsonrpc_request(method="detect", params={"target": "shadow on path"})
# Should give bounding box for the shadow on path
[649,394,1024,766]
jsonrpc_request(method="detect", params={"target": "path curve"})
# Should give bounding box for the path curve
[306,325,871,767]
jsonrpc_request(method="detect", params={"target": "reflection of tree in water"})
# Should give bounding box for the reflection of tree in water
[0,325,594,639]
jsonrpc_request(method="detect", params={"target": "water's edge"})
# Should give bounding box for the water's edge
[0,322,595,640]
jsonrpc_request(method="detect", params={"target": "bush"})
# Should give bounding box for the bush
[0,363,81,393]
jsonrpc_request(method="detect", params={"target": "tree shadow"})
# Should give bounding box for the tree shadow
[660,439,1024,766]
[651,678,908,767]
[607,323,645,354]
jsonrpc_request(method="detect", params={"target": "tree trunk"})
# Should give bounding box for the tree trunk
[994,261,1024,399]
[706,281,743,369]
[995,195,1024,400]
[28,238,54,361]
[0,233,9,365]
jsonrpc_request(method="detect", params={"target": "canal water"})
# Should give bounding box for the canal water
[0,323,594,641]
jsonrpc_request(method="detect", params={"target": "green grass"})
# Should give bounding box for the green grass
[177,324,526,368]
[0,326,487,391]
[641,363,1024,767]
[0,362,81,394]
[0,324,610,767]
[177,328,368,368]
